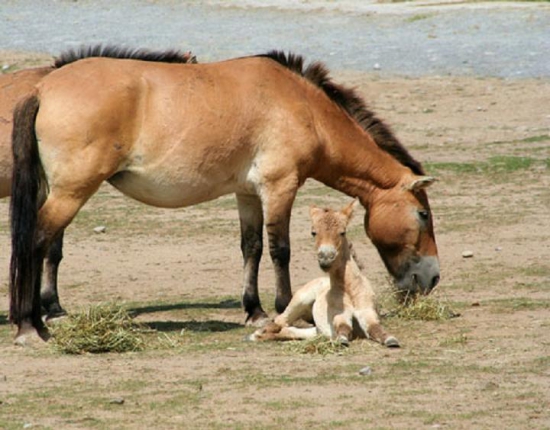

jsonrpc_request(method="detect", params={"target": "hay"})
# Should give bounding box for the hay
[285,335,348,356]
[49,303,145,354]
[386,294,458,321]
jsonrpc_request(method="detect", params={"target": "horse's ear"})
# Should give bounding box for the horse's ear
[406,176,437,192]
[341,198,359,221]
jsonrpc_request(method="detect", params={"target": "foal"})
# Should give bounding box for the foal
[249,200,399,347]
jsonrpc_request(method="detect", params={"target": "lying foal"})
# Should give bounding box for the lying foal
[249,199,399,347]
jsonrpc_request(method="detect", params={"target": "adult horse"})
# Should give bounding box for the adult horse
[1,46,196,320]
[10,50,440,344]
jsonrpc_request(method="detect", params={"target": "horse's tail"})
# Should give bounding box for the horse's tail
[9,93,45,329]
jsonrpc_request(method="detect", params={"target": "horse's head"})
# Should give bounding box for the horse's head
[364,176,440,297]
[309,199,358,273]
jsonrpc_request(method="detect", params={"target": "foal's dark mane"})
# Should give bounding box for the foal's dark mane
[258,51,424,175]
[54,45,197,69]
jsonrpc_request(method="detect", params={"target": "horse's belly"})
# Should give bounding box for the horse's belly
[108,170,241,208]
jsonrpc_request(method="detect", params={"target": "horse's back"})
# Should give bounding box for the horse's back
[34,57,320,208]
[0,67,52,197]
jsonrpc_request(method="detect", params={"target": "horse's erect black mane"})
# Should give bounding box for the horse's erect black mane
[258,50,425,175]
[53,45,197,69]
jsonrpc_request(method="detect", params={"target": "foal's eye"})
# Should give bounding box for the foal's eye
[340,231,346,237]
[418,210,429,221]
[311,231,317,237]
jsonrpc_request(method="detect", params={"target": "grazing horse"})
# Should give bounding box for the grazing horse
[249,199,399,347]
[1,46,196,320]
[10,50,440,345]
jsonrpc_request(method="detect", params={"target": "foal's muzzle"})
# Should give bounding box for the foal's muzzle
[317,245,337,272]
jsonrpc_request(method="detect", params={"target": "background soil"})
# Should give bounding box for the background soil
[0,2,549,429]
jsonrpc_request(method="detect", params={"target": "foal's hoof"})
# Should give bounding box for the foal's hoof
[335,335,350,347]
[384,336,400,348]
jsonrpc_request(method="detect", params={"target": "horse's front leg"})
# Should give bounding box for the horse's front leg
[41,230,67,320]
[237,194,268,325]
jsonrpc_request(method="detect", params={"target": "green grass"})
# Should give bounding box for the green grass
[426,155,543,177]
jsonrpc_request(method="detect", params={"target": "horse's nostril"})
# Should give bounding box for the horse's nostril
[431,275,440,290]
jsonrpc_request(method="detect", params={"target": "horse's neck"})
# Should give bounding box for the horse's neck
[311,110,412,202]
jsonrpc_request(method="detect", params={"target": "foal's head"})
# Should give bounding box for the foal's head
[364,176,440,298]
[309,200,358,273]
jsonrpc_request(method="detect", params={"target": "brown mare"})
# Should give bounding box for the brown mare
[249,199,399,347]
[1,46,196,321]
[10,50,440,345]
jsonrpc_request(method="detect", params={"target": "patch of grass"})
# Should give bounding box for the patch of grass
[426,155,539,177]
[405,13,433,23]
[49,303,146,354]
[486,297,550,313]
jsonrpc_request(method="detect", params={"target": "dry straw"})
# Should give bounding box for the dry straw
[285,335,349,356]
[382,291,459,321]
[49,303,145,354]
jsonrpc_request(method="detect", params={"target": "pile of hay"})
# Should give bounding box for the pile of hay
[285,335,349,356]
[50,303,145,354]
[385,294,458,321]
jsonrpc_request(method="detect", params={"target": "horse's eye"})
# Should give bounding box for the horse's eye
[311,231,317,237]
[418,210,429,221]
[340,231,346,237]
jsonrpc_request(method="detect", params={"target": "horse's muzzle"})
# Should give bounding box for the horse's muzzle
[397,256,440,295]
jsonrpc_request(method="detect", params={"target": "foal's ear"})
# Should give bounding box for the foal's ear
[309,204,323,219]
[341,198,360,221]
[406,176,437,192]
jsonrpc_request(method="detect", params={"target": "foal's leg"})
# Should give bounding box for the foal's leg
[41,230,66,320]
[236,194,268,325]
[333,310,354,346]
[354,308,400,347]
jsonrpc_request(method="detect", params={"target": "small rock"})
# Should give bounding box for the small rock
[93,226,107,234]
[373,63,381,70]
[495,246,502,252]
[471,301,480,307]
[23,424,33,429]
[109,397,125,405]
[462,250,474,258]
[358,366,372,376]
[2,64,10,71]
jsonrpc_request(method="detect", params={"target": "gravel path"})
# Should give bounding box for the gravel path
[1,0,549,77]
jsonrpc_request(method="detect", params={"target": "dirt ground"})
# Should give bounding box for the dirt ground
[0,54,549,429]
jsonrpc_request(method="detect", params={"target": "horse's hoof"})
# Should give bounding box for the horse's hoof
[245,310,270,328]
[45,313,68,325]
[14,325,50,348]
[384,336,400,348]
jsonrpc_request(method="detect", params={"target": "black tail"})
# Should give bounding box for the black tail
[9,94,45,330]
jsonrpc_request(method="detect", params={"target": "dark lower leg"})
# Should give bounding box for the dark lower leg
[41,231,67,319]
[269,238,292,314]
[237,195,267,324]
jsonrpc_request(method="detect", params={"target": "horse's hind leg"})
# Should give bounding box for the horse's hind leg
[41,230,66,320]
[237,194,268,326]
[14,192,92,345]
